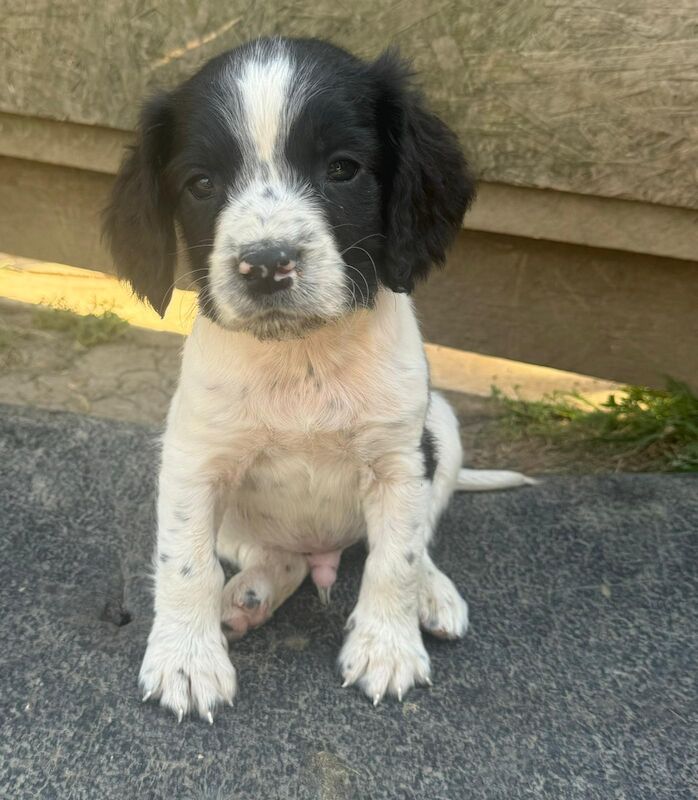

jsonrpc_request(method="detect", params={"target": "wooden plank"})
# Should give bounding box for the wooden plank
[0,156,112,270]
[467,184,698,263]
[415,229,698,392]
[0,112,128,174]
[1,1,697,208]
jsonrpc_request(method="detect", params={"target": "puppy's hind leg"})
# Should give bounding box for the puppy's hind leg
[418,551,469,639]
[217,517,309,638]
[418,392,469,639]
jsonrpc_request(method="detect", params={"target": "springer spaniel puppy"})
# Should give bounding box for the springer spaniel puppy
[104,37,531,722]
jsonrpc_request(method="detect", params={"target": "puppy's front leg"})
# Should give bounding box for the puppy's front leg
[339,451,431,704]
[139,440,236,722]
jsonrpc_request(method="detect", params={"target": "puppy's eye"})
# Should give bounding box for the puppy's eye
[327,159,359,182]
[187,174,215,200]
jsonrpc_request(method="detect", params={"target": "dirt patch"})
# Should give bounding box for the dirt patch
[0,298,180,426]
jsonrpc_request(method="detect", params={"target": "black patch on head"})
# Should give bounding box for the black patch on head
[283,41,385,309]
[284,40,475,296]
[103,37,474,324]
[369,49,476,292]
[102,93,177,317]
[420,426,438,481]
[103,60,241,321]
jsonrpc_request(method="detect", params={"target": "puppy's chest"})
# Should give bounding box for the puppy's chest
[204,356,388,438]
[239,433,361,510]
[200,366,376,471]
[229,406,367,550]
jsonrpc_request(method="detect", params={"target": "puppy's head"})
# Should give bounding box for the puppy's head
[104,38,474,339]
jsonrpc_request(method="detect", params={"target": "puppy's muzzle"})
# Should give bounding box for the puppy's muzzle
[238,242,299,296]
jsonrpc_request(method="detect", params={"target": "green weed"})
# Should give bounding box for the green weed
[492,380,698,472]
[32,304,129,347]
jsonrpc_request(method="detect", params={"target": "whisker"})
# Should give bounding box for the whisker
[157,267,210,310]
[342,245,380,291]
[316,188,343,210]
[344,275,361,313]
[339,232,386,256]
[343,263,370,308]
[169,240,216,257]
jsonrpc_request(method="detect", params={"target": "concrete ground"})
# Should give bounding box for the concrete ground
[1,403,695,799]
[0,254,623,474]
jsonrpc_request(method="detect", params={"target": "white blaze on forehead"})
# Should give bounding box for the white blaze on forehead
[236,52,296,162]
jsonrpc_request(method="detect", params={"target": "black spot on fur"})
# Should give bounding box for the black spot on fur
[159,552,170,563]
[244,589,260,609]
[180,564,193,577]
[406,550,415,565]
[420,427,438,481]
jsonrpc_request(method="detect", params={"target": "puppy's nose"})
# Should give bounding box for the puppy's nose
[238,243,299,295]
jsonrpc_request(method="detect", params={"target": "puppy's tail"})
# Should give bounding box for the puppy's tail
[455,468,538,492]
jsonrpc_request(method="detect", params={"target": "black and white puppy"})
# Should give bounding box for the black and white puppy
[104,36,530,722]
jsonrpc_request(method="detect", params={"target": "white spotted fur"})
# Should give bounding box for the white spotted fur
[139,42,531,721]
[140,291,481,718]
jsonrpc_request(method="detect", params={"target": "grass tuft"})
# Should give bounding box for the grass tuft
[492,380,698,472]
[32,304,129,347]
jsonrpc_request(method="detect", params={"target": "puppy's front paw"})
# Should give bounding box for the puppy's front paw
[139,623,237,723]
[338,612,431,705]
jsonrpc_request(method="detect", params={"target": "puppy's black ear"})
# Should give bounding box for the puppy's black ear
[371,50,476,293]
[103,93,176,317]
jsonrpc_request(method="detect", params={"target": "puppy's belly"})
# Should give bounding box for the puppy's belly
[222,448,365,554]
